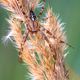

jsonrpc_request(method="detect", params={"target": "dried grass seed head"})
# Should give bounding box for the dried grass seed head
[0,0,42,22]
[44,8,66,49]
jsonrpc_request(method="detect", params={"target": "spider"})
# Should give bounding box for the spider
[16,0,72,62]
[22,0,47,43]
[17,0,52,62]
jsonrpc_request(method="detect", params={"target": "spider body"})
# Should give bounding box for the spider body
[25,0,46,33]
[29,10,36,21]
[27,10,40,33]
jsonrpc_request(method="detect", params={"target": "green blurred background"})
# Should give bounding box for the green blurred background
[0,0,80,80]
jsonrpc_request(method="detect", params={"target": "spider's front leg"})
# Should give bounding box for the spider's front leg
[38,0,46,17]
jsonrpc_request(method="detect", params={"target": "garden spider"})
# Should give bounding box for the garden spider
[17,0,52,61]
[17,0,72,62]
[22,0,47,43]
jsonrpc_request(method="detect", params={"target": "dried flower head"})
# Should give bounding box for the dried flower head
[0,0,69,80]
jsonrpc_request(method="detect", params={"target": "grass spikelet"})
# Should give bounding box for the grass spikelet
[1,0,69,80]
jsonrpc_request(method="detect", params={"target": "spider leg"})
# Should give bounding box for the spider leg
[39,30,57,61]
[42,15,53,21]
[22,29,28,44]
[60,40,74,48]
[38,0,46,17]
[18,29,28,63]
[41,27,73,48]
[40,27,55,38]
[40,31,49,43]
[18,47,23,63]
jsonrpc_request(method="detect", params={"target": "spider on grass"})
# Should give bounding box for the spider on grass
[14,0,48,41]
[20,0,50,43]
[16,0,72,62]
[17,0,53,62]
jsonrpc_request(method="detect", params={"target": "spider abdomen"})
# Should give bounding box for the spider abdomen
[29,10,36,21]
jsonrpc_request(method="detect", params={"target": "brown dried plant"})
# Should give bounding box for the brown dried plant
[0,0,69,80]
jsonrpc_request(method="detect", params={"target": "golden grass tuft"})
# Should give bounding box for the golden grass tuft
[1,0,69,80]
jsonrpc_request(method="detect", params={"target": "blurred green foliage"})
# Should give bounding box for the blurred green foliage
[0,0,80,80]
